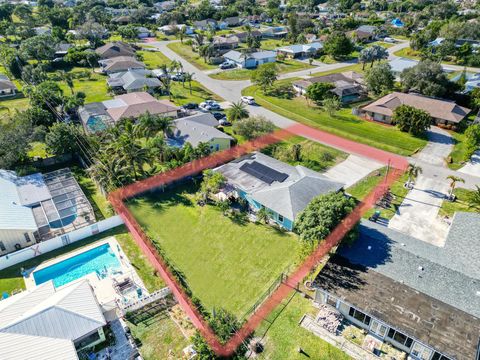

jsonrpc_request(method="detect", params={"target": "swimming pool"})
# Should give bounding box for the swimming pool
[33,243,122,288]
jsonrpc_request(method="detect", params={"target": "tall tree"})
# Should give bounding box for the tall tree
[323,31,354,59]
[446,175,465,199]
[251,63,278,93]
[365,63,395,95]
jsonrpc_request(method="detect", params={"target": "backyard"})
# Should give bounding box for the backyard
[0,226,165,295]
[57,67,112,103]
[126,183,301,318]
[242,80,427,156]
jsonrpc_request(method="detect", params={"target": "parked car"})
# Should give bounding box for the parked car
[212,112,226,120]
[182,102,198,109]
[171,72,185,81]
[383,37,396,43]
[200,100,221,111]
[241,96,255,105]
[219,118,231,126]
[219,62,236,69]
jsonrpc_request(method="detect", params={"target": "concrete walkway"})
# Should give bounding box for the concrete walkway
[413,126,454,167]
[324,155,383,188]
[388,175,450,246]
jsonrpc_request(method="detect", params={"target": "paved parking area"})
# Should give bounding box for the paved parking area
[388,175,450,246]
[323,154,383,188]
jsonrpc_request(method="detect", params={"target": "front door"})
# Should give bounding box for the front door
[370,320,387,339]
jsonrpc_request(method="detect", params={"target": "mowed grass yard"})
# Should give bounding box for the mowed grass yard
[159,80,223,106]
[210,59,314,81]
[242,81,427,156]
[127,184,301,317]
[57,68,112,103]
[167,42,218,70]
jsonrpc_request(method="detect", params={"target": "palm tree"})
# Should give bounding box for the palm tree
[159,64,173,100]
[468,185,480,211]
[88,154,129,192]
[405,163,422,188]
[256,207,269,224]
[57,70,75,94]
[199,43,214,63]
[226,101,249,122]
[147,135,170,163]
[178,26,187,43]
[370,44,389,67]
[193,33,204,49]
[156,116,175,137]
[359,47,373,70]
[446,175,465,200]
[183,72,194,94]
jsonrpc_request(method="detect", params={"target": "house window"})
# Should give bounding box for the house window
[411,342,432,360]
[348,307,371,326]
[370,320,387,338]
[387,328,413,348]
[278,214,284,223]
[0,242,5,251]
[431,352,452,360]
[23,233,31,243]
[326,295,337,308]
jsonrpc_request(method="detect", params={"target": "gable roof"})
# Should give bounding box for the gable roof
[169,115,232,147]
[95,41,135,59]
[108,69,161,90]
[0,280,105,341]
[277,42,323,54]
[362,92,471,123]
[100,56,145,73]
[293,71,364,90]
[106,92,179,121]
[223,50,276,63]
[216,152,344,220]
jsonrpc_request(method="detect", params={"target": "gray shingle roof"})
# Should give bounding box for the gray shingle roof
[169,116,233,147]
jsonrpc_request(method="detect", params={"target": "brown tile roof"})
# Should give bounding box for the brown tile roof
[361,92,471,123]
[101,56,145,72]
[293,71,364,90]
[107,92,179,121]
[95,41,135,59]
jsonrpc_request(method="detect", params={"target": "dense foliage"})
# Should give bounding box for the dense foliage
[393,105,432,136]
[232,116,275,140]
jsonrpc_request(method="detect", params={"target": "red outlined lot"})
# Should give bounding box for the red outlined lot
[109,123,408,357]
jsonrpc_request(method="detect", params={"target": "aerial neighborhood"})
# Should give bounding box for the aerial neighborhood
[0,0,480,359]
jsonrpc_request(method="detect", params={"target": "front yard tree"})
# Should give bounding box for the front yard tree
[306,82,335,106]
[232,116,275,140]
[322,97,342,116]
[446,175,465,200]
[118,25,139,41]
[200,169,226,202]
[464,124,480,160]
[19,34,57,62]
[393,105,432,136]
[365,63,395,96]
[323,31,354,60]
[400,60,455,98]
[227,101,249,122]
[251,63,278,93]
[295,192,356,244]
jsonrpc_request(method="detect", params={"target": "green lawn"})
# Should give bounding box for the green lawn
[27,141,49,159]
[167,42,217,70]
[242,81,427,156]
[0,95,30,118]
[138,50,172,69]
[0,226,164,294]
[262,135,347,172]
[128,313,190,360]
[393,47,421,60]
[159,80,223,106]
[256,293,350,360]
[447,130,468,170]
[260,39,289,50]
[310,63,365,77]
[439,188,479,217]
[57,68,112,103]
[346,167,387,200]
[127,184,301,318]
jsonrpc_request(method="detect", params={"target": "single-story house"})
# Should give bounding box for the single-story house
[0,279,107,359]
[0,168,95,253]
[293,71,365,103]
[54,43,73,58]
[136,27,153,38]
[227,30,262,43]
[158,24,194,35]
[360,91,471,125]
[313,213,480,360]
[99,56,145,74]
[212,36,239,51]
[95,42,135,59]
[0,75,17,97]
[352,25,377,41]
[223,16,242,27]
[154,1,175,12]
[214,152,344,230]
[261,26,289,39]
[167,113,233,151]
[223,50,276,69]
[193,19,218,31]
[107,69,161,93]
[276,42,323,58]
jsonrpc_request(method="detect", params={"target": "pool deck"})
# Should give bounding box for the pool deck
[23,237,147,316]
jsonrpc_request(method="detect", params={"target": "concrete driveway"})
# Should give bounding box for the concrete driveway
[458,150,480,177]
[324,155,383,188]
[412,126,453,167]
[388,175,450,246]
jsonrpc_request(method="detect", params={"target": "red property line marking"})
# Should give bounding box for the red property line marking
[109,123,409,357]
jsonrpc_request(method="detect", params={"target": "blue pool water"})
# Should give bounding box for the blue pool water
[33,243,121,287]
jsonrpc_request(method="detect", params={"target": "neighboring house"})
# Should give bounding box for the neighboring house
[261,26,288,38]
[227,30,262,43]
[99,56,145,74]
[223,16,242,27]
[158,24,194,35]
[136,27,153,38]
[0,168,95,253]
[464,72,480,92]
[388,57,420,78]
[360,91,471,125]
[95,42,135,59]
[107,69,161,94]
[292,71,365,103]
[54,43,73,58]
[276,42,323,58]
[194,19,217,30]
[0,75,17,97]
[223,50,276,68]
[79,92,179,132]
[305,33,317,43]
[212,36,239,51]
[0,280,107,359]
[314,213,480,360]
[167,113,233,151]
[154,1,175,12]
[215,152,344,230]
[352,25,377,41]
[33,26,51,35]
